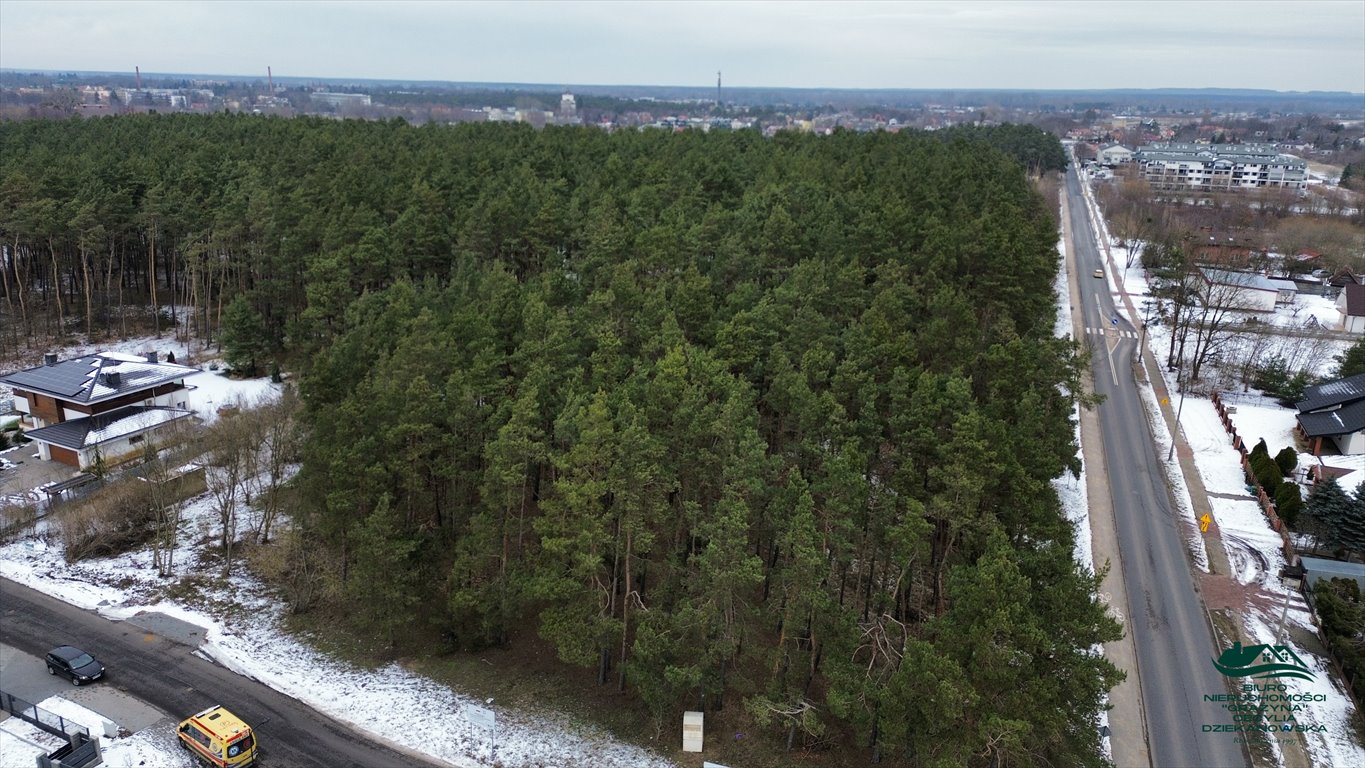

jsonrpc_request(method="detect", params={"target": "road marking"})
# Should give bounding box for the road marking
[1105,336,1120,387]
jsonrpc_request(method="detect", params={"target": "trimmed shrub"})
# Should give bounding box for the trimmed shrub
[1251,454,1282,495]
[1275,484,1303,527]
[1250,438,1270,462]
[1274,447,1298,477]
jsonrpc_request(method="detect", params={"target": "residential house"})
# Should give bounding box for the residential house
[2,351,199,468]
[1097,144,1135,165]
[1337,283,1365,333]
[1295,373,1365,455]
[1328,268,1361,290]
[1267,277,1298,305]
[1196,268,1280,312]
[1192,231,1259,268]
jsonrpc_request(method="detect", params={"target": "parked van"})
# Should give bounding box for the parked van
[178,705,258,766]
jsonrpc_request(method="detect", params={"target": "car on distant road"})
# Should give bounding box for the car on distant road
[45,645,105,686]
[1093,268,1104,279]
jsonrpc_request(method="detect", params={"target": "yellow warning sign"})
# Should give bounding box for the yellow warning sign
[1161,398,1169,406]
[1199,513,1211,533]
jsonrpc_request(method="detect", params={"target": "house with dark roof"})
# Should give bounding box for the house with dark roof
[1335,283,1365,333]
[2,351,199,468]
[1295,372,1365,455]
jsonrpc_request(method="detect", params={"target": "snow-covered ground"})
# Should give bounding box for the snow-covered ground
[0,334,678,768]
[1053,228,1110,761]
[1079,177,1365,766]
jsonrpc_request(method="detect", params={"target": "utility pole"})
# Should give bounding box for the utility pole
[1167,366,1187,463]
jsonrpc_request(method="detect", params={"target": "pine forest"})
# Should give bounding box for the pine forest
[0,115,1120,765]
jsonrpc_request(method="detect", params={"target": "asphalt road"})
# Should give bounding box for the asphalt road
[0,577,443,768]
[1065,166,1249,768]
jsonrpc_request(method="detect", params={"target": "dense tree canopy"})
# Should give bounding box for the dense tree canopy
[0,115,1118,765]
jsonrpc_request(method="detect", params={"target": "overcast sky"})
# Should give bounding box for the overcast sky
[1,0,1362,93]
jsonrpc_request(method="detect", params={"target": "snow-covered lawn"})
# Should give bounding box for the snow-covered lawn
[0,335,678,768]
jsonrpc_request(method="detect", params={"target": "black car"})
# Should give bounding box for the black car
[45,646,105,686]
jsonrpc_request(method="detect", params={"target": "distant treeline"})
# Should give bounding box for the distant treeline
[0,115,1117,765]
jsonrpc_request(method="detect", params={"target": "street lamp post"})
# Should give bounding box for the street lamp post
[1277,576,1301,645]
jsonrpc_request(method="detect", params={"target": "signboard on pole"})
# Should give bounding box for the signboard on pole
[682,710,704,752]
[466,704,495,730]
[466,704,496,762]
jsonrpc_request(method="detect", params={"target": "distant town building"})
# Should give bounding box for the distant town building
[1097,144,1134,165]
[559,92,576,120]
[1135,142,1306,191]
[310,92,372,109]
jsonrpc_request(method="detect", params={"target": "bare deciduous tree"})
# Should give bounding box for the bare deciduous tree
[141,419,198,577]
[1186,268,1266,383]
[204,399,254,576]
[245,386,302,544]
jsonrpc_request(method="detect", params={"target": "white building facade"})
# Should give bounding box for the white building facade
[1135,142,1306,191]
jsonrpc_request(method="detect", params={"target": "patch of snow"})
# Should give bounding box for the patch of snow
[1135,376,1211,572]
[0,718,65,762]
[84,408,192,446]
[35,695,192,768]
[1055,220,1109,761]
[1240,605,1365,767]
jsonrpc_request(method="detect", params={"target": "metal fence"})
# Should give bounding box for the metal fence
[0,688,90,741]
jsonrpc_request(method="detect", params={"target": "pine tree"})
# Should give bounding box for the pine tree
[347,495,422,648]
[1335,337,1365,379]
[220,294,269,377]
[1306,478,1352,551]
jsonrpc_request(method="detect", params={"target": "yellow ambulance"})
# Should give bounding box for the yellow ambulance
[177,705,258,766]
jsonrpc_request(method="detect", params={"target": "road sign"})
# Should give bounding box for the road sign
[1111,316,1119,326]
[1199,513,1211,534]
[466,704,495,730]
[466,704,496,763]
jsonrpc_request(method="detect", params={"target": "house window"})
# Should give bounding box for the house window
[129,435,145,445]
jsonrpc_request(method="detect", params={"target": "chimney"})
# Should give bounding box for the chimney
[43,353,58,366]
[101,371,122,388]
[145,351,159,364]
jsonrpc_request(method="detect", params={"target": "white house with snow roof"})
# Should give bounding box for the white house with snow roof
[2,351,199,468]
[1097,144,1134,165]
[1195,268,1280,312]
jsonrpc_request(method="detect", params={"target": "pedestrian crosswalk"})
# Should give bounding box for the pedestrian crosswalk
[1085,327,1139,339]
